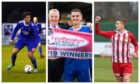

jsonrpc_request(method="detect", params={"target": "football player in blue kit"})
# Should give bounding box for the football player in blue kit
[6,12,39,73]
[63,9,92,82]
[33,17,45,58]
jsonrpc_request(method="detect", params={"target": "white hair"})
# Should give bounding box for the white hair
[49,9,60,17]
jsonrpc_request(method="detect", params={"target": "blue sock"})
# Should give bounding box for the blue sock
[30,56,37,69]
[38,47,43,56]
[11,53,17,66]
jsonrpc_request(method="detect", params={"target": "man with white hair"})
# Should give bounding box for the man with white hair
[48,9,69,82]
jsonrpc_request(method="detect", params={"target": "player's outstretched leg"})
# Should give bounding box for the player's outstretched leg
[38,43,45,58]
[6,48,19,70]
[28,50,38,73]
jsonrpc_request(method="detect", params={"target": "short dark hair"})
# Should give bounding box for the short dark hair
[116,18,126,25]
[71,8,82,15]
[23,12,31,18]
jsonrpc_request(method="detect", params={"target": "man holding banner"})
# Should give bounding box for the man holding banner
[48,8,92,82]
[62,8,92,82]
[48,9,69,82]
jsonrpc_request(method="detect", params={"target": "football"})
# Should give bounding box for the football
[24,65,32,74]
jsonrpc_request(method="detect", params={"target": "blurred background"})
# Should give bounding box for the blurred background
[94,2,138,82]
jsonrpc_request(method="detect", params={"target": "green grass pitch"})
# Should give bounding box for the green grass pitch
[2,45,46,82]
[94,56,138,82]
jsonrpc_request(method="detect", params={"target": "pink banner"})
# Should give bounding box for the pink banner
[48,28,92,59]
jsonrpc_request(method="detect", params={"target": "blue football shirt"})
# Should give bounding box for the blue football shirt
[64,25,92,70]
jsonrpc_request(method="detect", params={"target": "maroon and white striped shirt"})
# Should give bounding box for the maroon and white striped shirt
[95,23,138,63]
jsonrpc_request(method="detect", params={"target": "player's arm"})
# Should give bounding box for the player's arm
[10,23,20,43]
[130,33,138,57]
[95,16,113,39]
